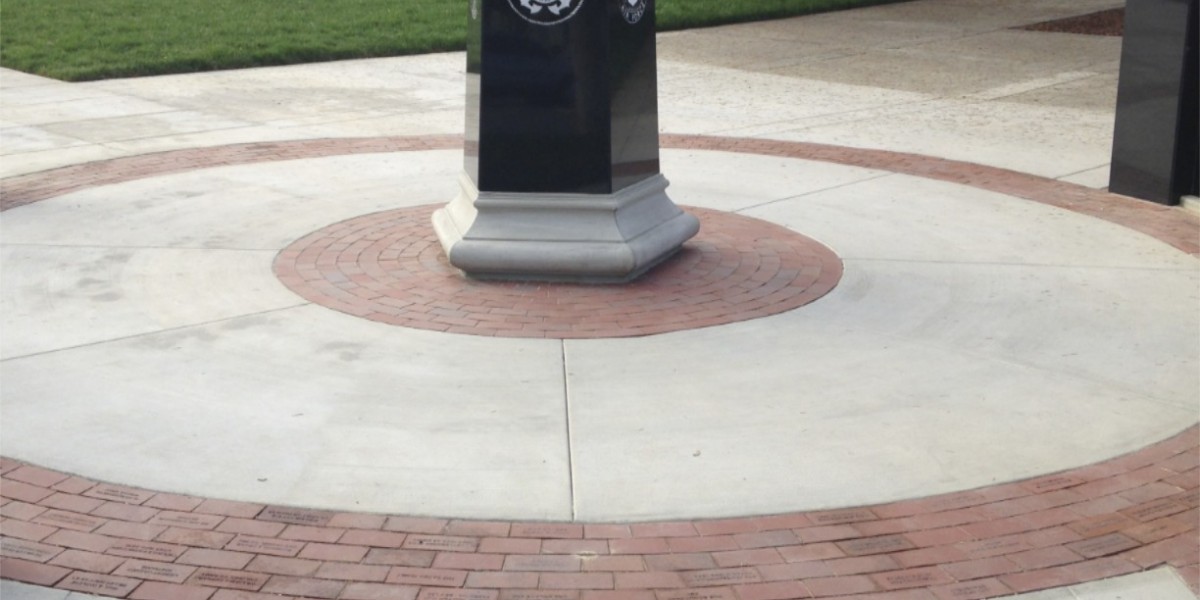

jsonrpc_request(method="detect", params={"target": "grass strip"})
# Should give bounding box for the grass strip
[0,0,897,81]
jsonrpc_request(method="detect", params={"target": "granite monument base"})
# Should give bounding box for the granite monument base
[433,173,699,283]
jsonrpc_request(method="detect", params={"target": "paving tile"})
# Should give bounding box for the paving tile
[114,558,197,583]
[177,548,255,569]
[58,571,140,597]
[614,572,685,589]
[49,549,125,574]
[1,536,64,562]
[869,567,954,590]
[341,582,422,600]
[261,575,345,599]
[0,556,71,585]
[386,566,469,587]
[130,581,218,600]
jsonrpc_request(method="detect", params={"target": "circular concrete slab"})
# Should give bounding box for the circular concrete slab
[1,145,1196,522]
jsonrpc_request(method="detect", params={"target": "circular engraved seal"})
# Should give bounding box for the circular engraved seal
[620,0,647,24]
[508,0,585,25]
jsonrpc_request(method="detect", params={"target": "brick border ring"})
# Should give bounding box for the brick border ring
[272,205,841,338]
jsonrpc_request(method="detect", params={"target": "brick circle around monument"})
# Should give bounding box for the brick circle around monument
[273,205,842,338]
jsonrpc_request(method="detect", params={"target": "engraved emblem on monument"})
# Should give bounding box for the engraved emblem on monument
[620,0,647,24]
[508,0,585,25]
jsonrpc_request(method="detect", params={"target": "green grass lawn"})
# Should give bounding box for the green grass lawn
[0,0,894,82]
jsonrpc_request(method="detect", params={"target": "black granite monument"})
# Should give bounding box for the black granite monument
[1109,0,1198,204]
[433,0,699,282]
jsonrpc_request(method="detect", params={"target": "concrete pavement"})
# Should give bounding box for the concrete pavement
[2,0,1197,598]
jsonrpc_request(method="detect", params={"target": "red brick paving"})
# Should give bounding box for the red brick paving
[2,135,1199,597]
[273,205,841,338]
[0,426,1195,599]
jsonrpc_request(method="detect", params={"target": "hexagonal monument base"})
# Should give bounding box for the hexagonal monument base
[432,174,700,283]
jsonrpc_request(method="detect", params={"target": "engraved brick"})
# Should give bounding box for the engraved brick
[417,589,499,600]
[59,571,140,597]
[150,511,225,530]
[506,554,582,572]
[33,509,105,532]
[226,535,305,557]
[654,588,737,600]
[1069,514,1137,538]
[836,535,915,556]
[108,539,188,561]
[404,534,480,552]
[807,509,877,525]
[386,566,468,587]
[956,537,1030,558]
[190,567,271,591]
[502,590,578,600]
[0,537,62,562]
[931,578,1013,600]
[732,531,798,550]
[871,566,954,590]
[679,568,760,587]
[84,484,155,505]
[115,558,197,583]
[260,506,334,526]
[1066,533,1140,558]
[511,523,583,539]
[1121,499,1189,523]
[1125,517,1193,543]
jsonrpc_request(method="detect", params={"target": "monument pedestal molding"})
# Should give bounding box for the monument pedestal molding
[433,0,698,282]
[433,172,698,282]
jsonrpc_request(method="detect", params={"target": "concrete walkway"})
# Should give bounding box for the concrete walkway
[2,0,1197,598]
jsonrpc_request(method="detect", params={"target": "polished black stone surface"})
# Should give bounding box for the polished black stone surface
[1110,0,1199,204]
[464,0,660,194]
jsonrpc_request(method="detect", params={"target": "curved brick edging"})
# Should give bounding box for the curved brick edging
[2,135,1197,257]
[273,205,842,338]
[1,427,1196,600]
[1,135,1198,598]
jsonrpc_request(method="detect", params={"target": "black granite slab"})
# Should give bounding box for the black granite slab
[465,0,660,195]
[1110,0,1198,204]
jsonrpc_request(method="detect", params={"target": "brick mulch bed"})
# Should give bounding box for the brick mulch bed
[1,426,1195,599]
[1021,8,1124,37]
[273,205,842,338]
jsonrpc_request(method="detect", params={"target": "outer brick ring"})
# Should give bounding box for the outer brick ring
[272,205,843,338]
